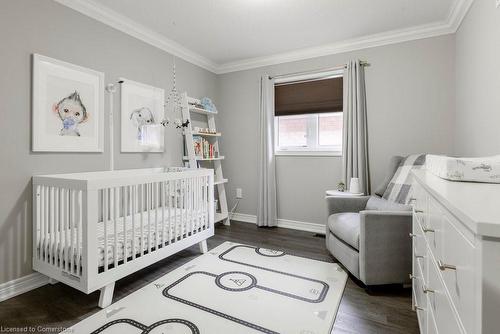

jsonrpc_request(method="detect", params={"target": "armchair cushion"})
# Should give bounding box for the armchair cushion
[373,155,404,197]
[365,196,412,212]
[327,213,360,251]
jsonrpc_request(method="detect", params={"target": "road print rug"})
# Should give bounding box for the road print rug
[63,242,347,334]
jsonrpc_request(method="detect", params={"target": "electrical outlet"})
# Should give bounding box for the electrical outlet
[236,188,243,199]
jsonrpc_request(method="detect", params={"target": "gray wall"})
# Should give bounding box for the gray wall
[454,0,500,156]
[0,0,217,285]
[217,35,456,225]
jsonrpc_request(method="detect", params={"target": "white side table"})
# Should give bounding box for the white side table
[325,190,364,197]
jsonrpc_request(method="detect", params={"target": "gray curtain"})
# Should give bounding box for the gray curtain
[257,75,278,227]
[342,60,371,194]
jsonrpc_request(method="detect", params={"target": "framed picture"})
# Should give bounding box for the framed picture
[32,54,104,152]
[120,78,165,152]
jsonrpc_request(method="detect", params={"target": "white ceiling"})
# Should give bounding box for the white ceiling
[56,0,473,73]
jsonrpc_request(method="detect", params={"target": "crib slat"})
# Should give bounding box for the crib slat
[39,186,44,261]
[154,182,158,250]
[182,180,186,238]
[140,184,144,257]
[161,182,165,248]
[64,189,69,272]
[44,186,49,262]
[103,189,109,271]
[69,189,75,275]
[113,187,118,268]
[195,177,199,233]
[55,188,60,268]
[189,178,193,234]
[131,185,136,260]
[76,190,82,276]
[167,181,172,245]
[123,186,128,263]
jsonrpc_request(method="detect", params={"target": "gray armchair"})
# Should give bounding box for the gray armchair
[325,157,413,286]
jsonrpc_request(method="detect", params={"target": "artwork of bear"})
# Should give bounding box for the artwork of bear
[130,107,156,140]
[53,91,88,136]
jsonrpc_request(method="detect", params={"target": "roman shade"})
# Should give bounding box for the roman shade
[274,77,343,116]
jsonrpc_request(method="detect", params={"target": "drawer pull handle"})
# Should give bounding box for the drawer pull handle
[438,260,457,271]
[414,210,424,213]
[415,254,424,259]
[414,304,425,311]
[423,286,435,294]
[409,198,417,203]
[409,233,417,238]
[409,274,416,280]
[423,227,435,233]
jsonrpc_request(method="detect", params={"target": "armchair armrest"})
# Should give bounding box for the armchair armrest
[326,196,370,215]
[358,210,412,285]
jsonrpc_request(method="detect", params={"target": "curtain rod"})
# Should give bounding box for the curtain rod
[269,60,370,80]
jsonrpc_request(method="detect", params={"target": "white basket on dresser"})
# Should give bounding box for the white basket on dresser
[410,169,500,334]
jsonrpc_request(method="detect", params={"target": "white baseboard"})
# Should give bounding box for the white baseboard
[231,213,326,235]
[0,272,49,302]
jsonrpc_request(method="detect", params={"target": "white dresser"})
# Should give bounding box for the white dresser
[411,170,500,334]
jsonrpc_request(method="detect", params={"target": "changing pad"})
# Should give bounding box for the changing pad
[426,155,500,183]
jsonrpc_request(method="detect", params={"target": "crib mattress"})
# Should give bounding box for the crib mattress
[426,155,500,183]
[37,208,207,268]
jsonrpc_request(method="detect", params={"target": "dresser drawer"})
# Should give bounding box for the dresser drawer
[413,274,428,332]
[428,306,438,334]
[440,214,475,333]
[427,259,463,334]
[412,182,428,227]
[425,198,442,258]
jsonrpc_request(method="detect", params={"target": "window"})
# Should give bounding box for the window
[274,73,343,155]
[275,112,343,154]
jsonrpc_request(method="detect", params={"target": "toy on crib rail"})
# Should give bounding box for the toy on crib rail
[52,91,88,136]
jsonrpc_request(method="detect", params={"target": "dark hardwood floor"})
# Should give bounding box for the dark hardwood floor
[0,221,418,334]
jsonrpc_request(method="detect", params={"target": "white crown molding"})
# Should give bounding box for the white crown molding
[231,213,325,235]
[0,272,49,302]
[53,0,218,73]
[54,0,473,74]
[447,0,475,32]
[217,0,474,74]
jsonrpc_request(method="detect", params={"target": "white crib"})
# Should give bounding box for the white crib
[32,168,214,308]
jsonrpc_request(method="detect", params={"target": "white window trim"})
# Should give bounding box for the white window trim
[273,69,344,157]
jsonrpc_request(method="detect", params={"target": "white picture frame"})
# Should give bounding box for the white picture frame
[120,78,165,152]
[32,54,104,152]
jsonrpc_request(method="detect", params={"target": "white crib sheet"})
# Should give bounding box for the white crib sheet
[37,207,207,268]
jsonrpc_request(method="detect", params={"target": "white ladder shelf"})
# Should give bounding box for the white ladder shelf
[182,93,230,226]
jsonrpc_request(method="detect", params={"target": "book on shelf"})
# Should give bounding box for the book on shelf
[193,136,218,159]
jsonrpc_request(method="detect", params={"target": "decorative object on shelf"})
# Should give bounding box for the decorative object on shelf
[336,181,346,192]
[120,78,165,152]
[199,97,217,113]
[32,54,104,152]
[193,127,218,134]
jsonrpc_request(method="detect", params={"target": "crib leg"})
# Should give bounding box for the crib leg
[199,240,208,254]
[98,282,115,308]
[48,278,58,285]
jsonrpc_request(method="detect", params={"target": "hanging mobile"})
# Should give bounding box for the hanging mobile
[163,56,189,129]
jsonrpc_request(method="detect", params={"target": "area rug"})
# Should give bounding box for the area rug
[64,242,347,334]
